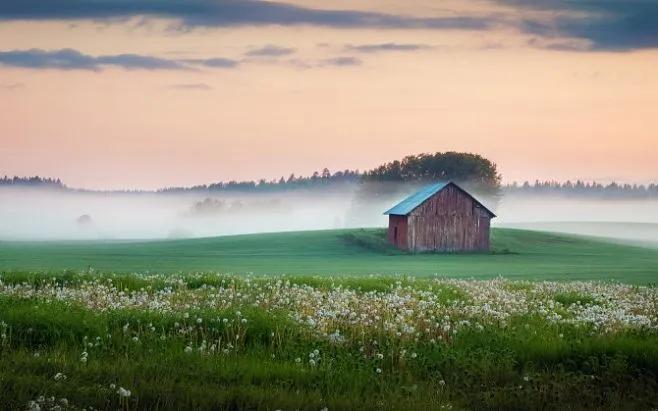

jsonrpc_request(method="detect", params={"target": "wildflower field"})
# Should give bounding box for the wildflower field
[1,271,657,410]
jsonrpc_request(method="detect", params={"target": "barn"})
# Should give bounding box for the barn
[384,181,496,252]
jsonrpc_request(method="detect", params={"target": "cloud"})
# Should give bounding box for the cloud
[0,82,25,90]
[184,57,240,68]
[0,48,186,70]
[96,53,185,69]
[0,49,239,70]
[493,0,658,51]
[344,43,431,53]
[245,45,295,57]
[0,1,654,52]
[0,0,493,30]
[167,83,213,90]
[320,56,362,67]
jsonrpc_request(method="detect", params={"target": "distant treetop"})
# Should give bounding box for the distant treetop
[363,152,502,194]
[0,175,66,188]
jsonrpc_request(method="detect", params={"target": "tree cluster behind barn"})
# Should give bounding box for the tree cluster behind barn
[384,182,496,253]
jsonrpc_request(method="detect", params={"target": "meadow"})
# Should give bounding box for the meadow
[1,228,658,283]
[1,272,657,410]
[1,228,657,410]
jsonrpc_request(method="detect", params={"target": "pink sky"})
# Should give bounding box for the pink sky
[1,1,657,190]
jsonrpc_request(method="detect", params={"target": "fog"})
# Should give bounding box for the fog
[1,187,657,246]
[494,194,658,247]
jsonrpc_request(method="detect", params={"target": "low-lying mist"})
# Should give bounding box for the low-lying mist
[1,187,657,245]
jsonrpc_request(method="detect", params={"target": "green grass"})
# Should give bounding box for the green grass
[1,275,657,410]
[1,228,658,283]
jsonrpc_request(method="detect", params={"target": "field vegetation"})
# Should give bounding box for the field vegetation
[2,229,658,283]
[1,272,657,410]
[2,228,657,409]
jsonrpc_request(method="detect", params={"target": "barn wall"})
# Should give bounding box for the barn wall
[387,215,408,250]
[407,184,492,252]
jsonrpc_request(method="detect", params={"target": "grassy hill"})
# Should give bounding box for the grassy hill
[1,228,657,283]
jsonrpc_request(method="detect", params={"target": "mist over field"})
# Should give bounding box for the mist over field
[1,186,657,245]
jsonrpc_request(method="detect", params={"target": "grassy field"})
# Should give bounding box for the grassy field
[1,230,658,409]
[1,228,658,283]
[1,272,657,410]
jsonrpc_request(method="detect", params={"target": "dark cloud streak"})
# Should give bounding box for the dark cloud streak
[0,48,238,70]
[320,56,362,67]
[0,0,492,30]
[1,0,656,52]
[345,43,430,53]
[184,57,239,68]
[245,45,295,57]
[494,0,658,51]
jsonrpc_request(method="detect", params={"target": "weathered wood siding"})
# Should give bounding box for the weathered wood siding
[402,184,492,252]
[387,215,408,249]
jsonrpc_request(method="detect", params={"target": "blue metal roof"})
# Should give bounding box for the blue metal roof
[384,182,449,216]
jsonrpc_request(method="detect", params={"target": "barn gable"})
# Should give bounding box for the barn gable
[384,182,495,218]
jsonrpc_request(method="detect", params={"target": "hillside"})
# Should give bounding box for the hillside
[1,228,658,283]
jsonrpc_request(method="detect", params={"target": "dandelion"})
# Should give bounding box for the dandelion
[53,373,67,381]
[184,346,193,353]
[410,352,418,359]
[375,368,382,374]
[116,387,131,398]
[523,375,530,382]
[196,318,203,324]
[295,357,301,363]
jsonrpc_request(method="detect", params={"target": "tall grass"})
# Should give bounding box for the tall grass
[1,272,657,410]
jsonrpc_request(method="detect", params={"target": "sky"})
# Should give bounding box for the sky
[0,0,657,190]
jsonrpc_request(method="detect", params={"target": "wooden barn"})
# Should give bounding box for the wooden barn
[384,182,496,252]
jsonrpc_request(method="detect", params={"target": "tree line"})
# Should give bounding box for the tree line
[3,151,657,199]
[506,180,658,199]
[158,169,362,193]
[0,176,66,188]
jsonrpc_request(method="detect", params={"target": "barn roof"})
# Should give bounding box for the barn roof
[383,181,496,217]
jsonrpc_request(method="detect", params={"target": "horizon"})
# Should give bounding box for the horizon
[1,0,657,190]
[2,169,658,193]
[0,167,658,193]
